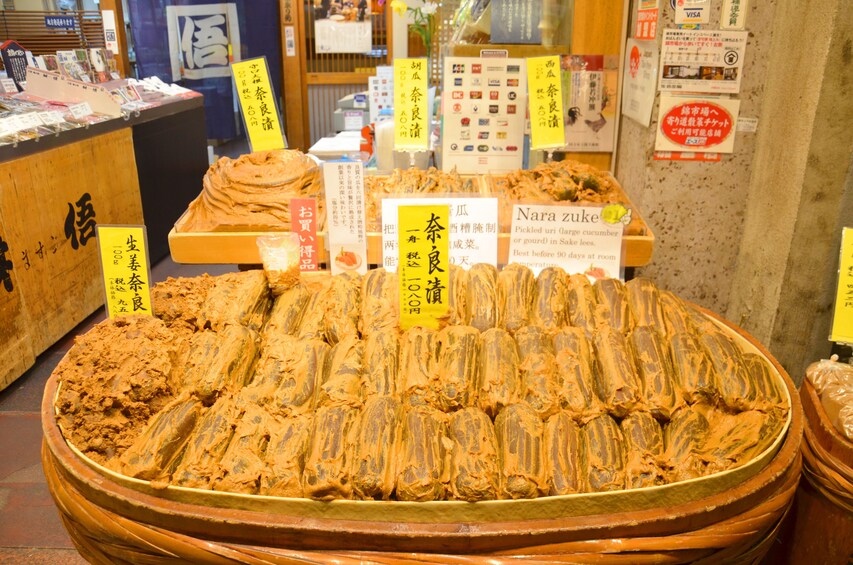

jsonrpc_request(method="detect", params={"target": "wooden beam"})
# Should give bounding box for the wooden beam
[280,0,310,150]
[306,72,371,85]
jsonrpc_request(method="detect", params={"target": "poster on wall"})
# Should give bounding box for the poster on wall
[654,94,740,154]
[491,0,541,44]
[659,29,747,94]
[561,54,617,152]
[313,0,372,54]
[166,3,241,81]
[622,39,659,127]
[441,57,527,173]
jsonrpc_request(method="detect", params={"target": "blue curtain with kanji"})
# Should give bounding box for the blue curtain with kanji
[129,0,282,140]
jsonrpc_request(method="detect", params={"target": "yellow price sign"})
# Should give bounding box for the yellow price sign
[394,58,429,151]
[232,57,286,152]
[96,225,153,319]
[398,204,450,330]
[830,227,853,344]
[527,55,566,150]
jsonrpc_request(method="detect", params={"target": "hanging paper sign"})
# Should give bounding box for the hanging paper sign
[289,197,320,271]
[655,94,739,153]
[231,57,286,152]
[527,55,565,150]
[721,0,748,30]
[382,197,498,271]
[398,204,450,330]
[96,225,153,318]
[45,15,76,30]
[561,54,617,152]
[830,227,853,344]
[394,58,429,151]
[636,0,659,40]
[659,29,747,94]
[508,204,626,278]
[622,39,659,127]
[323,162,368,275]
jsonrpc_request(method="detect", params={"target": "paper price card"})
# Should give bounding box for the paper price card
[398,204,450,331]
[527,55,565,150]
[232,57,286,152]
[830,227,853,344]
[508,204,626,278]
[290,198,320,271]
[324,162,368,276]
[96,225,153,318]
[394,58,429,151]
[382,197,498,272]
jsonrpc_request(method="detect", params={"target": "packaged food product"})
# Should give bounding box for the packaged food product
[566,273,597,336]
[553,327,604,423]
[263,283,310,337]
[477,328,522,418]
[302,405,359,500]
[495,404,547,499]
[669,332,720,405]
[516,326,561,420]
[465,263,498,331]
[172,396,238,489]
[362,329,401,399]
[593,278,634,335]
[400,327,438,407]
[531,266,569,330]
[434,325,480,412]
[544,411,585,495]
[359,268,399,336]
[396,406,449,501]
[630,325,681,421]
[213,404,274,494]
[497,263,535,332]
[592,325,641,417]
[260,414,311,497]
[621,411,666,489]
[350,396,403,500]
[317,335,364,408]
[448,408,500,501]
[583,413,626,492]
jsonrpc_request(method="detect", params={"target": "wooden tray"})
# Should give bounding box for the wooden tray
[168,173,654,267]
[41,308,802,562]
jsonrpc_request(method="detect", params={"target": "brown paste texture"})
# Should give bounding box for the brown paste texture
[53,266,790,502]
[179,150,322,232]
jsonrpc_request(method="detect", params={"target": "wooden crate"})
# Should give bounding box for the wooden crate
[169,173,655,267]
[0,128,143,391]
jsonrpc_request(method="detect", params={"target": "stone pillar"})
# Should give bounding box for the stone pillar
[616,0,853,382]
[727,1,853,382]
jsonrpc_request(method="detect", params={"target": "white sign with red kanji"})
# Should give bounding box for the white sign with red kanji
[655,94,739,153]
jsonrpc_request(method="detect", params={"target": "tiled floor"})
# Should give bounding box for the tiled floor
[0,257,237,564]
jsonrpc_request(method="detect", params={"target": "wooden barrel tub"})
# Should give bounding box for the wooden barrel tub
[41,308,804,564]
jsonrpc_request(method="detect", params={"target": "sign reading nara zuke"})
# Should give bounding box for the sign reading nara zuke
[509,203,628,278]
[398,204,450,330]
[96,226,152,318]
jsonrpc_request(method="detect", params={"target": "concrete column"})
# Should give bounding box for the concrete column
[727,0,853,382]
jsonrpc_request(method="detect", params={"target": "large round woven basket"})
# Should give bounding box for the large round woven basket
[41,309,804,564]
[779,378,853,563]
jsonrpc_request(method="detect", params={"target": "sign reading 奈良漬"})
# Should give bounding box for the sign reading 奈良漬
[394,58,429,151]
[398,204,450,330]
[231,57,286,152]
[382,197,498,272]
[527,55,565,150]
[96,225,153,319]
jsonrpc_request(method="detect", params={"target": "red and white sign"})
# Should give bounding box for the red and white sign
[289,197,320,271]
[636,0,659,40]
[655,94,740,153]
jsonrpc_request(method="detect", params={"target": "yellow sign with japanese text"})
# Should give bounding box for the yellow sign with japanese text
[830,227,853,344]
[394,58,429,151]
[398,204,450,330]
[528,55,566,150]
[232,57,286,152]
[96,225,153,319]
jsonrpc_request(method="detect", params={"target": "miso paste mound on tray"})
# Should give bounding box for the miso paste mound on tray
[178,149,323,232]
[53,265,789,502]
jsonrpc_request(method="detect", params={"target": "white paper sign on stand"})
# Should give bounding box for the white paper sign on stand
[508,203,626,279]
[323,161,368,275]
[382,197,498,271]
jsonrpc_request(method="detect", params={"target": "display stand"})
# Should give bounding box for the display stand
[0,93,208,391]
